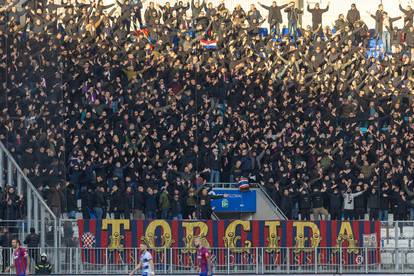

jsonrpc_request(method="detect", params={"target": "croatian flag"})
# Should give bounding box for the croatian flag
[200,39,217,49]
[238,177,250,192]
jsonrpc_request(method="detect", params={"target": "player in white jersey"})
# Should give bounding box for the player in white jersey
[130,243,155,276]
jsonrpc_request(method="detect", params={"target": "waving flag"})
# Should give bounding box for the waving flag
[200,39,217,49]
[238,177,250,192]
[133,28,154,49]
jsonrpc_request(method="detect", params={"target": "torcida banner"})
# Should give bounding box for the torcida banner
[77,220,380,265]
[78,219,380,249]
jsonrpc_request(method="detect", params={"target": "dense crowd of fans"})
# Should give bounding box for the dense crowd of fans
[2,0,414,221]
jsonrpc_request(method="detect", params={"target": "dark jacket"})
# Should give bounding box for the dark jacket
[299,192,312,210]
[198,204,212,219]
[280,195,293,219]
[207,154,221,170]
[64,188,77,212]
[3,192,20,220]
[35,260,52,275]
[380,189,390,210]
[122,191,133,212]
[406,30,414,47]
[307,5,329,29]
[346,9,360,25]
[133,191,145,211]
[93,190,107,209]
[109,190,122,211]
[384,17,402,33]
[372,10,384,34]
[354,191,366,210]
[24,233,40,248]
[367,191,380,209]
[191,0,204,18]
[328,192,343,211]
[400,5,414,27]
[392,191,407,213]
[0,232,13,247]
[260,3,289,24]
[145,193,157,212]
[171,199,182,217]
[285,7,302,24]
[311,191,325,209]
[48,186,63,209]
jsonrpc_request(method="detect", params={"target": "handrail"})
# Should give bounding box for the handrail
[256,183,288,220]
[206,182,260,189]
[211,212,220,220]
[0,245,399,274]
[0,141,58,271]
[0,142,56,220]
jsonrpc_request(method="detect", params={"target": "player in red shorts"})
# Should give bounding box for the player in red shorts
[194,237,212,276]
[7,239,29,276]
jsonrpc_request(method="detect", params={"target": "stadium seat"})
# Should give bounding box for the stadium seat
[380,252,394,265]
[259,27,268,37]
[388,227,396,237]
[398,239,409,248]
[406,253,414,265]
[383,239,395,248]
[402,226,414,239]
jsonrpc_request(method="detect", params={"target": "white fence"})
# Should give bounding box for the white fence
[3,246,414,274]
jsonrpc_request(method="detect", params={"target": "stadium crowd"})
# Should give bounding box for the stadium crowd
[2,0,414,221]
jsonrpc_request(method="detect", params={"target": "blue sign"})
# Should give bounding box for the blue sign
[210,189,256,213]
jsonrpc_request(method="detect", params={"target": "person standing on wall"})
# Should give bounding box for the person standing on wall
[259,1,290,35]
[284,1,302,39]
[399,0,414,29]
[307,1,330,32]
[368,4,385,39]
[346,3,360,28]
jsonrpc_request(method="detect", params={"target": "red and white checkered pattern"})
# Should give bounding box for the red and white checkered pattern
[81,232,96,248]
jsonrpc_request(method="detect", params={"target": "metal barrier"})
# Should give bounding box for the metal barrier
[2,246,412,274]
[0,142,58,269]
[207,182,261,189]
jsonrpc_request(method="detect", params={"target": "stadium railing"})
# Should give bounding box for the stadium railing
[5,246,414,274]
[0,142,58,269]
[50,219,414,274]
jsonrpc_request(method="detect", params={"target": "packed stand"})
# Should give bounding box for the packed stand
[2,0,414,221]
